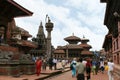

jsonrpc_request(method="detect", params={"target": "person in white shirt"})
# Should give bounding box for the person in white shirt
[100,60,105,73]
[108,59,114,80]
[53,58,57,70]
[61,59,66,71]
[82,59,87,66]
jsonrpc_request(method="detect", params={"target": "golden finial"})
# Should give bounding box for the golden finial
[83,35,85,38]
[72,33,74,36]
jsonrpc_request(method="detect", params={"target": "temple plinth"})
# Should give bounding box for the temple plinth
[0,0,36,76]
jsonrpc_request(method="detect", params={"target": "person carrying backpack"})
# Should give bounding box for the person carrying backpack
[71,58,77,77]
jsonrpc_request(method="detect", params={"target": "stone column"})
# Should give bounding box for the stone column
[45,17,54,60]
[66,45,68,59]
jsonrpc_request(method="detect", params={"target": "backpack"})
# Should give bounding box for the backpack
[70,64,73,70]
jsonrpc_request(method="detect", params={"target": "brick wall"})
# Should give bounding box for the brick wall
[0,45,18,52]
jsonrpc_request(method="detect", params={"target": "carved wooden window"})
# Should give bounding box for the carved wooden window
[113,41,115,51]
[118,21,120,33]
[116,39,119,49]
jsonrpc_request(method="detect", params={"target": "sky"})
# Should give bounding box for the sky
[14,0,108,51]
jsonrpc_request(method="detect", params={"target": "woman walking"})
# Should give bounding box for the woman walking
[71,58,77,77]
[36,57,42,76]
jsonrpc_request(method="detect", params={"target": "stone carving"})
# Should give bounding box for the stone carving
[0,50,13,60]
[20,54,32,61]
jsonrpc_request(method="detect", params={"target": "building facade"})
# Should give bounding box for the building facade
[101,0,120,79]
[0,0,36,76]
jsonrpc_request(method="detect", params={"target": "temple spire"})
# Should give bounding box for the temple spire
[37,21,45,38]
[72,33,74,36]
[83,35,85,38]
[40,21,42,26]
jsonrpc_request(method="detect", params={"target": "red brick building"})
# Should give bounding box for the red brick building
[101,0,120,79]
[0,0,36,76]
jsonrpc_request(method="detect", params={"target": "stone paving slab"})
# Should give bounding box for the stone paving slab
[0,70,61,80]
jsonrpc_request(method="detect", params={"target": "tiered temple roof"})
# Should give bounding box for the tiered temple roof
[0,0,33,18]
[80,36,92,56]
[54,34,93,59]
[64,33,81,44]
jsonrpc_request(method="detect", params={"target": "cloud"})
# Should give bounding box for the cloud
[14,0,108,51]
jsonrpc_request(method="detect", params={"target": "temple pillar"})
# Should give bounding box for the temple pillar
[45,16,54,60]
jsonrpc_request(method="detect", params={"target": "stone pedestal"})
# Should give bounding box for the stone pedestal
[0,45,36,76]
[0,60,20,77]
[19,61,35,75]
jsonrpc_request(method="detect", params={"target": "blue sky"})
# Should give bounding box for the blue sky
[14,0,108,51]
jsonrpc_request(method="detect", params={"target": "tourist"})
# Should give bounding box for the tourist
[95,60,100,75]
[82,58,87,66]
[61,59,66,71]
[42,58,47,70]
[92,59,96,75]
[32,55,36,62]
[71,58,77,77]
[53,58,57,70]
[100,60,105,74]
[49,57,53,70]
[86,58,92,80]
[108,59,114,80]
[36,57,42,76]
[76,58,85,80]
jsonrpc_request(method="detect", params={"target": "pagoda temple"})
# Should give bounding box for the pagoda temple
[53,34,93,59]
[0,0,36,76]
[101,0,120,79]
[79,36,93,58]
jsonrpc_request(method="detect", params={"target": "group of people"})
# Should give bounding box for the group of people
[92,58,114,80]
[70,57,114,80]
[48,57,58,70]
[34,56,115,80]
[35,57,71,76]
[34,57,58,76]
[70,58,91,80]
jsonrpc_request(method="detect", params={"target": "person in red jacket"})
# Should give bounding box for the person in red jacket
[36,57,42,76]
[86,58,92,80]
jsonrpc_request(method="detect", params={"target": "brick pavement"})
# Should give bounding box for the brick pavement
[1,62,118,80]
[44,70,109,80]
[91,71,108,80]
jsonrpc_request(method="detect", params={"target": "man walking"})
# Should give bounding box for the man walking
[76,58,85,80]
